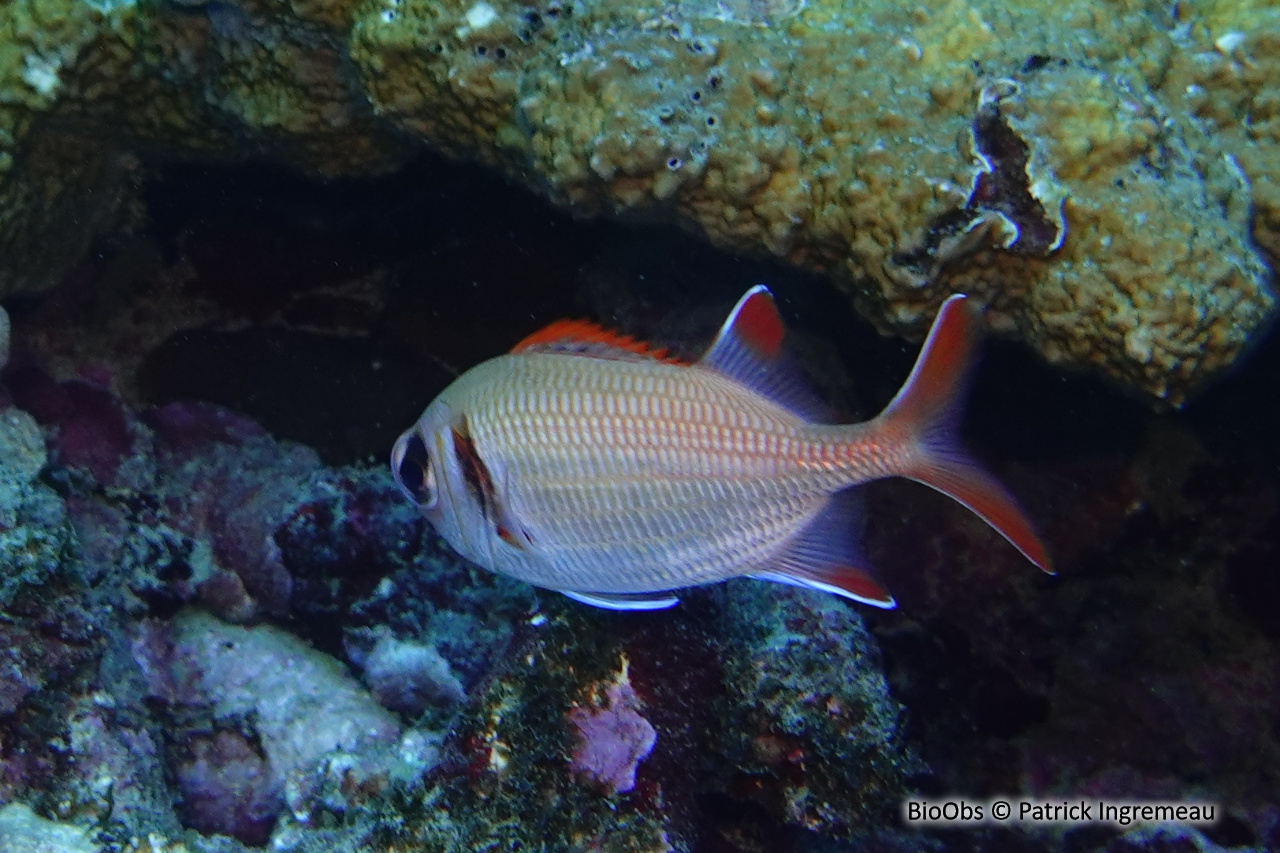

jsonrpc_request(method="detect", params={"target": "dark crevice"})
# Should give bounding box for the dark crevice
[889,80,1063,279]
[888,208,983,274]
[970,100,1062,255]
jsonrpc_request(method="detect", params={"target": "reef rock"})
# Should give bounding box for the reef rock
[0,803,97,853]
[1,0,1278,403]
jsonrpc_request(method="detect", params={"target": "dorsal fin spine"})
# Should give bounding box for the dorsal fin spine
[511,319,681,363]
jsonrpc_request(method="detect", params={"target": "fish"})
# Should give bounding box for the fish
[390,286,1052,611]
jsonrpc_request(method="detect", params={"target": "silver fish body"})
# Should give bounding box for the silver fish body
[392,287,1050,610]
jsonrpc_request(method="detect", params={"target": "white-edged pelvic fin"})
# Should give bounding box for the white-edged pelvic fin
[562,589,682,611]
[700,285,833,423]
[750,490,896,608]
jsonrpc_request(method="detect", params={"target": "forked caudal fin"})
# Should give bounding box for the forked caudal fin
[873,295,1053,574]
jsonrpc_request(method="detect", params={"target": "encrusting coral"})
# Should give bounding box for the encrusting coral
[0,0,1277,399]
[349,0,1277,404]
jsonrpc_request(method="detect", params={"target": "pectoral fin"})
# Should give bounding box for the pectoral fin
[562,590,681,611]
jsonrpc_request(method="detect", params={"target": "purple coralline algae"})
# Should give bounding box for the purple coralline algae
[174,728,281,845]
[567,669,657,795]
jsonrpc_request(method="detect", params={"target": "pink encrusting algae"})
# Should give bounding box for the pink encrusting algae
[568,668,658,795]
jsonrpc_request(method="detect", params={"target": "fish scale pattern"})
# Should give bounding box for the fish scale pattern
[440,352,879,593]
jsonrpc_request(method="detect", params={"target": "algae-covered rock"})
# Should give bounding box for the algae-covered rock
[0,0,402,296]
[1,0,1278,403]
[0,802,97,853]
[363,586,915,850]
[0,406,71,608]
[0,303,9,371]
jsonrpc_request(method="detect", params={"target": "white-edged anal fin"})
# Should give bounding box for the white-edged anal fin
[750,489,895,608]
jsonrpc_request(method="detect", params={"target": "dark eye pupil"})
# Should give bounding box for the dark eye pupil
[397,434,431,502]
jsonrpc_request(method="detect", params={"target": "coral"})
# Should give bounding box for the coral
[0,0,1276,402]
[1160,8,1280,262]
[0,0,402,298]
[348,0,1276,404]
[0,0,145,299]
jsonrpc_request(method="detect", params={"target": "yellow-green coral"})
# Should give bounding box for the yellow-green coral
[0,0,143,295]
[349,0,1277,404]
[0,0,400,296]
[0,0,1277,403]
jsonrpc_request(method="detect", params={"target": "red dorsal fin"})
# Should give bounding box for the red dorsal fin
[721,284,785,359]
[511,319,682,364]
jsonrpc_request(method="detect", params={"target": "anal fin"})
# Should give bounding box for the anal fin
[562,590,681,611]
[751,490,896,608]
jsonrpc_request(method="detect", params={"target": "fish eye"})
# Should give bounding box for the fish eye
[391,431,438,509]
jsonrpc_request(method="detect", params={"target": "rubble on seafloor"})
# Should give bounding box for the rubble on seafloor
[1,0,1279,403]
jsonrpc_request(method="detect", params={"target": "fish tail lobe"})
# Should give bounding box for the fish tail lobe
[873,295,1053,574]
